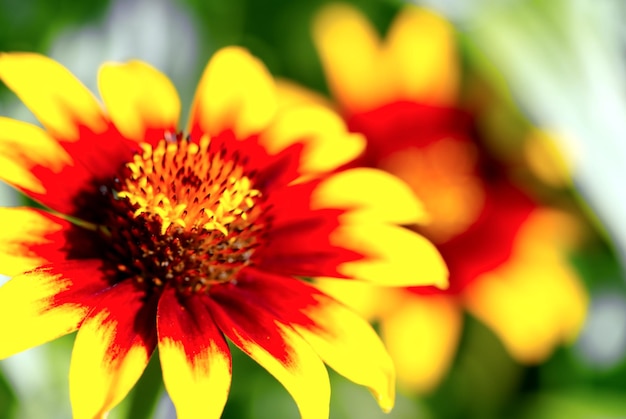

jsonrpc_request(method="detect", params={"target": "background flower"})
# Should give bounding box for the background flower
[301,3,587,394]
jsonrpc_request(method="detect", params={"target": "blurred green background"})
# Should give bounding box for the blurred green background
[1,0,626,418]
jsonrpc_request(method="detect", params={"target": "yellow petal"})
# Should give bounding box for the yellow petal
[98,60,180,142]
[0,261,101,359]
[524,129,573,188]
[0,53,107,140]
[330,224,448,288]
[385,7,459,104]
[69,282,157,419]
[0,118,72,195]
[313,4,390,112]
[515,208,585,256]
[241,324,330,419]
[157,289,232,419]
[209,297,330,419]
[463,207,587,362]
[463,255,587,363]
[314,278,406,321]
[274,78,334,110]
[310,168,429,225]
[0,207,66,276]
[293,291,396,412]
[380,294,462,393]
[188,47,276,139]
[259,106,365,174]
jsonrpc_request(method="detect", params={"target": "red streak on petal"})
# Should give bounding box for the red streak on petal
[219,269,321,330]
[23,163,93,218]
[261,180,323,228]
[31,260,109,315]
[157,287,230,367]
[3,210,72,266]
[86,280,158,366]
[31,122,142,220]
[256,210,361,278]
[208,282,292,365]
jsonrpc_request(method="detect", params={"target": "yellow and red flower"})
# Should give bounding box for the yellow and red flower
[304,4,588,393]
[0,47,448,418]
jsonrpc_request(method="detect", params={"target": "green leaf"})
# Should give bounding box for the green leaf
[0,365,17,419]
[515,390,626,419]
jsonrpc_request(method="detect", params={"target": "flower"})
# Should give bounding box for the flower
[299,4,589,393]
[0,47,448,418]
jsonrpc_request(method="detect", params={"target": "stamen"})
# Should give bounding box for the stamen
[118,136,260,236]
[100,134,266,296]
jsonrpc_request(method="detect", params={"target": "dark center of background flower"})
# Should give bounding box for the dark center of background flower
[97,134,266,296]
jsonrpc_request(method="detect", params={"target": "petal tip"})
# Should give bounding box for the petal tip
[189,46,276,138]
[379,397,395,414]
[434,273,450,290]
[373,371,395,413]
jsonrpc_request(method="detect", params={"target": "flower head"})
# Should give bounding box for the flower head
[0,47,448,417]
[306,4,588,392]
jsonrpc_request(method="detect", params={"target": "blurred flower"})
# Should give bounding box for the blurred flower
[296,3,588,393]
[0,47,448,418]
[464,0,626,268]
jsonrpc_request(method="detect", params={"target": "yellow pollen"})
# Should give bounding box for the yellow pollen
[117,136,261,236]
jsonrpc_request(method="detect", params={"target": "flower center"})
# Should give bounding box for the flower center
[99,134,265,296]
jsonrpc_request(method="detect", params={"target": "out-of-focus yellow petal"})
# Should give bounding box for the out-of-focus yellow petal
[524,128,575,188]
[331,224,448,288]
[380,294,462,393]
[378,141,485,243]
[69,282,156,419]
[313,4,390,113]
[275,78,333,110]
[515,208,585,255]
[0,118,72,195]
[98,61,180,142]
[385,7,459,105]
[0,267,93,359]
[311,168,429,225]
[188,47,276,139]
[463,209,587,362]
[158,289,232,419]
[464,257,587,362]
[293,291,396,412]
[0,53,107,140]
[260,105,365,174]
